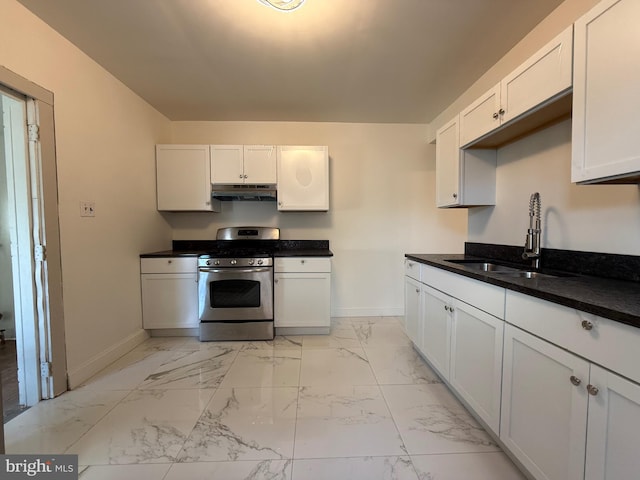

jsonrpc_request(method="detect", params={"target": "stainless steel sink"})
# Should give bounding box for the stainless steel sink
[445,260,519,273]
[445,259,572,279]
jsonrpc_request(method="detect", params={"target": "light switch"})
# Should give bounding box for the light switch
[80,201,95,217]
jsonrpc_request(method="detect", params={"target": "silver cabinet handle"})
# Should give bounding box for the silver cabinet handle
[493,112,499,119]
[415,289,420,293]
[244,174,248,179]
[274,278,279,284]
[499,108,505,115]
[301,259,305,264]
[167,260,172,264]
[581,320,593,331]
[587,384,599,396]
[444,305,449,312]
[452,193,458,199]
[239,174,243,179]
[570,375,582,386]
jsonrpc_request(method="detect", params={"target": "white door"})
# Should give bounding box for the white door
[450,300,503,434]
[435,116,460,207]
[276,146,329,211]
[211,144,244,184]
[501,325,588,480]
[585,364,640,480]
[404,276,422,348]
[421,284,451,381]
[243,145,276,184]
[156,145,214,211]
[572,0,640,183]
[274,272,330,328]
[459,84,501,147]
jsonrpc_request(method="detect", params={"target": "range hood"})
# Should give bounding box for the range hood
[211,184,277,201]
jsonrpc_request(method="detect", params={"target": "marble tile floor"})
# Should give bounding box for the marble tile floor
[4,317,526,480]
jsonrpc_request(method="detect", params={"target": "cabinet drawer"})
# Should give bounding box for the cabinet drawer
[140,257,197,274]
[274,257,331,273]
[422,265,505,319]
[405,259,421,281]
[506,291,640,384]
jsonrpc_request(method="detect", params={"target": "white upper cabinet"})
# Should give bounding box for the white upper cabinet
[460,26,573,148]
[211,144,276,184]
[156,144,220,212]
[571,0,640,184]
[277,146,329,211]
[436,115,496,208]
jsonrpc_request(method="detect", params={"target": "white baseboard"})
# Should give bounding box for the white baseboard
[332,307,404,318]
[67,329,149,389]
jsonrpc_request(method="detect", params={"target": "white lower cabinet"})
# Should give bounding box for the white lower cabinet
[585,365,640,480]
[405,265,504,435]
[140,257,199,329]
[501,324,589,480]
[274,257,331,331]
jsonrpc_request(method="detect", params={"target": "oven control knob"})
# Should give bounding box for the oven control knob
[230,259,237,265]
[214,260,220,266]
[206,260,211,266]
[257,259,264,265]
[248,259,254,265]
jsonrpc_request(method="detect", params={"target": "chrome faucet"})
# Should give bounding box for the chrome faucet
[522,192,541,269]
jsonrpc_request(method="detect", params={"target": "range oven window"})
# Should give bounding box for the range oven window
[209,279,261,308]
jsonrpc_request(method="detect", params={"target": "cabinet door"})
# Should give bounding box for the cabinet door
[243,145,277,184]
[435,116,461,207]
[141,273,198,329]
[211,145,244,184]
[501,325,588,480]
[277,146,329,211]
[585,365,640,480]
[500,26,573,125]
[450,300,503,434]
[404,276,422,348]
[274,272,330,328]
[572,0,640,183]
[459,84,501,147]
[156,145,216,211]
[421,284,452,381]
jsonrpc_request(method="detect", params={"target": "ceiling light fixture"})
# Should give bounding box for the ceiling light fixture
[258,0,306,12]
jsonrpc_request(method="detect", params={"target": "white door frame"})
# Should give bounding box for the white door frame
[1,66,67,402]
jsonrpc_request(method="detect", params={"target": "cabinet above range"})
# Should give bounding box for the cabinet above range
[155,144,329,212]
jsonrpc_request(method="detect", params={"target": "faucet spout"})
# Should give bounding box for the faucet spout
[522,192,542,269]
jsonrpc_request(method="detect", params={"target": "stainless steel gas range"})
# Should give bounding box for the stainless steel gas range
[197,227,279,341]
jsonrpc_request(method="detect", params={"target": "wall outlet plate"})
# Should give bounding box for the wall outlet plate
[80,201,95,217]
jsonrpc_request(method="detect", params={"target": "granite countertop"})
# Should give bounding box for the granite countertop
[140,240,333,258]
[406,252,640,329]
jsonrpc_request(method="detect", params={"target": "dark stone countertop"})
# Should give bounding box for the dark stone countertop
[140,240,333,258]
[406,253,640,329]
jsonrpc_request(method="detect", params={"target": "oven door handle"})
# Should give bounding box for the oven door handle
[198,267,272,274]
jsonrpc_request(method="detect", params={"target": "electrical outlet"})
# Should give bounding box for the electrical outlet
[80,201,95,217]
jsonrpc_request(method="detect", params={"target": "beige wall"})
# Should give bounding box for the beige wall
[0,0,172,386]
[170,121,467,316]
[468,120,640,255]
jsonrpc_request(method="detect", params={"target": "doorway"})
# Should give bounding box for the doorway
[1,77,67,425]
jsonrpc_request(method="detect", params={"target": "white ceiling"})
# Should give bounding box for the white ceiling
[18,0,565,123]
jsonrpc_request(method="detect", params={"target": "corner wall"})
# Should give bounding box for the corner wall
[0,0,173,387]
[170,121,467,316]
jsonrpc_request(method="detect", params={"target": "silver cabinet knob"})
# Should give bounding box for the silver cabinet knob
[499,108,505,115]
[301,259,305,264]
[239,174,243,179]
[570,375,582,386]
[444,305,448,312]
[274,278,279,284]
[581,320,593,331]
[415,289,420,293]
[452,193,458,199]
[244,174,248,179]
[493,112,499,119]
[587,384,599,396]
[167,260,172,264]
